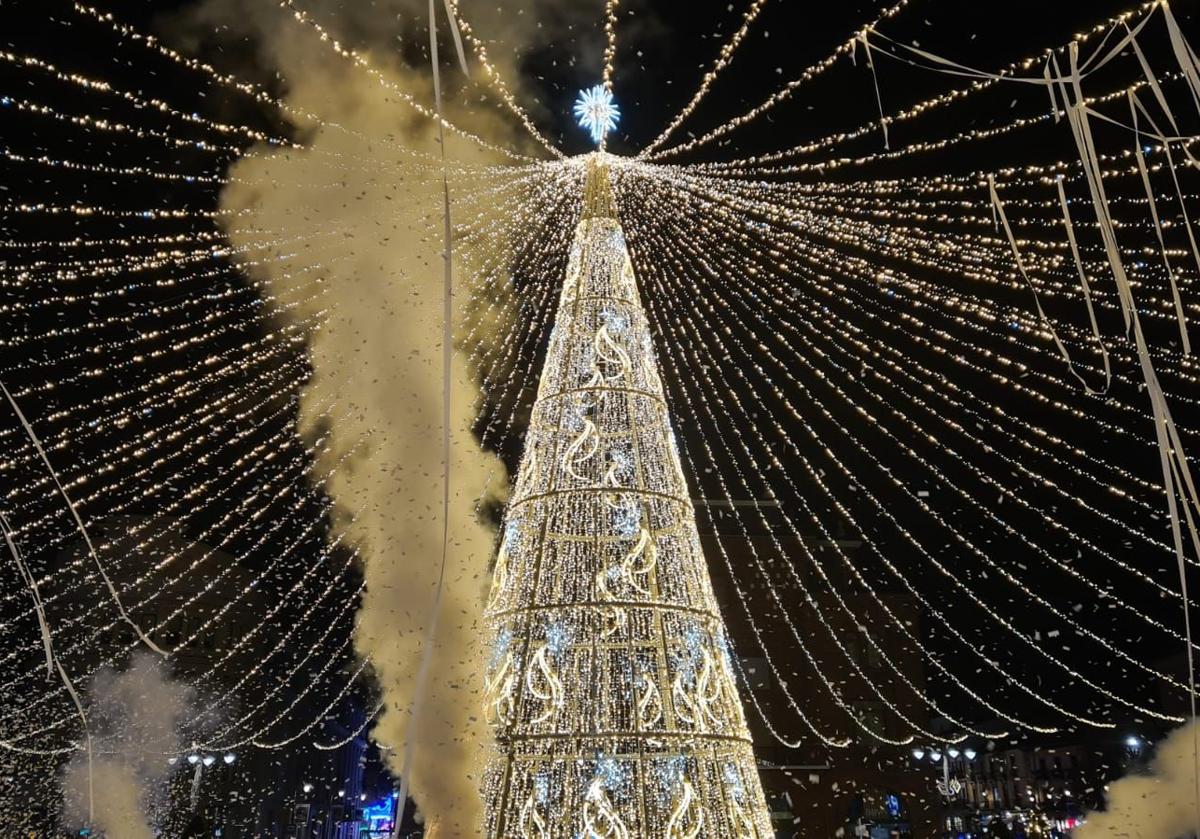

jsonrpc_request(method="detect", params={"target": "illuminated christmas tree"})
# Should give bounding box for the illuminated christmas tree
[481,144,773,837]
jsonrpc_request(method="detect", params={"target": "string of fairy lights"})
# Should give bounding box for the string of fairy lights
[3,0,1200,834]
[619,178,1152,729]
[4,0,1180,729]
[618,167,1195,725]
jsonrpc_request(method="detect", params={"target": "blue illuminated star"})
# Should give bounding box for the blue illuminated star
[574,85,620,144]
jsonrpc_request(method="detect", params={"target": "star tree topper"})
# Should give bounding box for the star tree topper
[574,84,620,144]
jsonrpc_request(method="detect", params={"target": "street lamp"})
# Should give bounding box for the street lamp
[175,747,235,809]
[303,783,313,794]
[964,748,977,760]
[912,748,925,761]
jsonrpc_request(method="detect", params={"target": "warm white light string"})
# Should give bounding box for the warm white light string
[444,0,564,158]
[648,0,914,160]
[0,165,542,739]
[636,266,1149,737]
[9,13,532,175]
[620,175,1135,732]
[654,165,1200,431]
[0,385,342,691]
[687,218,1198,651]
[637,259,993,743]
[279,0,539,162]
[620,177,1028,738]
[1,0,1198,804]
[1,255,360,643]
[690,73,1192,179]
[1,407,361,749]
[1,201,520,638]
[639,0,771,158]
[692,1,1165,168]
[614,165,1195,729]
[639,169,1200,597]
[0,283,330,531]
[0,166,533,445]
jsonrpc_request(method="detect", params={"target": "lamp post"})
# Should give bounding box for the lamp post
[913,743,989,838]
[174,746,236,810]
[911,745,964,799]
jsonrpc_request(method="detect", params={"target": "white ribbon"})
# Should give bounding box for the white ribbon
[0,380,166,656]
[0,510,94,823]
[1129,91,1190,355]
[1055,37,1200,836]
[1044,58,1060,123]
[1162,0,1200,117]
[1,511,53,675]
[856,30,889,149]
[986,175,1106,394]
[393,0,468,829]
[865,8,1157,86]
[1053,176,1111,394]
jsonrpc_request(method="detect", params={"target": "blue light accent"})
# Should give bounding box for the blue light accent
[363,798,397,834]
[489,627,512,669]
[545,621,572,658]
[885,793,902,818]
[652,755,687,803]
[574,85,620,144]
[612,501,639,537]
[594,752,630,792]
[364,800,394,820]
[502,517,521,553]
[601,305,628,335]
[722,761,745,801]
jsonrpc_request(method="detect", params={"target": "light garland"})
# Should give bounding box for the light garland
[648,0,912,159]
[3,2,1200,833]
[638,0,770,158]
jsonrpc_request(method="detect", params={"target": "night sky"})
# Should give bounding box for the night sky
[4,1,1200,833]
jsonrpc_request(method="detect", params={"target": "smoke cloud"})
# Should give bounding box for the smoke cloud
[186,3,541,833]
[61,652,195,839]
[1078,724,1200,839]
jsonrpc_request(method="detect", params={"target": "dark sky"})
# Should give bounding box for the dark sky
[3,0,1200,764]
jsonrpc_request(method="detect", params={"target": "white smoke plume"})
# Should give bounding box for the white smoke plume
[176,3,543,833]
[1078,724,1200,839]
[61,652,195,839]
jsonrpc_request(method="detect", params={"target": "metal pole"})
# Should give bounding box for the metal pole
[190,762,204,809]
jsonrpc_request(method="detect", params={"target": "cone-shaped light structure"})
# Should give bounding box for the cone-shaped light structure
[481,154,773,838]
